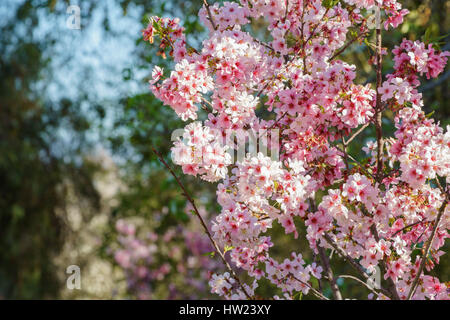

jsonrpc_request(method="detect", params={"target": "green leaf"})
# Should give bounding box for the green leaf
[224,245,234,253]
[12,204,25,224]
[322,0,340,9]
[425,111,435,118]
[202,251,216,258]
[422,27,432,43]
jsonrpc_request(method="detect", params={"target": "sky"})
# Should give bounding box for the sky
[29,0,147,160]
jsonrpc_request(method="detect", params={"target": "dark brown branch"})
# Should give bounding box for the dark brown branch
[254,38,275,52]
[284,0,289,21]
[367,9,401,300]
[255,6,330,97]
[342,143,350,172]
[341,122,370,172]
[305,8,330,44]
[257,111,288,140]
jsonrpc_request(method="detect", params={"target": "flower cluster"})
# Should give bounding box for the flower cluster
[150,60,214,121]
[172,122,232,181]
[142,16,185,59]
[265,253,322,295]
[393,39,450,80]
[343,0,409,30]
[199,2,249,32]
[392,108,449,189]
[209,272,258,299]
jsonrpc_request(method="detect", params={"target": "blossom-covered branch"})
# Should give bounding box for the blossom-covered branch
[142,0,450,300]
[151,147,253,299]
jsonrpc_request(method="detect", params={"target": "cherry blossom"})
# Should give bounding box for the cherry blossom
[144,0,449,300]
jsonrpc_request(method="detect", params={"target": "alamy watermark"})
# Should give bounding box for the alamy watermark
[366,6,381,30]
[66,265,81,290]
[366,266,381,291]
[66,5,81,30]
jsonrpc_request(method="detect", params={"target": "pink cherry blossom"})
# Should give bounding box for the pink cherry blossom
[144,0,449,300]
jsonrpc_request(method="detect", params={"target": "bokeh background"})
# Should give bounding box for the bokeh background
[0,0,448,299]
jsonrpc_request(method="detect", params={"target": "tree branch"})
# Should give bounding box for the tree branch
[366,8,401,300]
[343,123,370,147]
[391,220,429,238]
[329,30,368,62]
[335,144,376,180]
[291,275,329,300]
[336,275,382,297]
[151,146,252,299]
[318,246,343,300]
[369,224,401,300]
[322,233,393,299]
[203,0,217,31]
[323,234,369,280]
[374,8,384,182]
[407,199,448,300]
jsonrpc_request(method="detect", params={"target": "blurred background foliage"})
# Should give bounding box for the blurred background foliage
[0,0,448,299]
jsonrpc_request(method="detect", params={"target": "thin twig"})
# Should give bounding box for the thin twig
[203,0,217,31]
[374,7,384,183]
[257,111,288,139]
[391,220,429,238]
[255,6,330,97]
[323,233,395,299]
[342,144,350,172]
[343,123,370,147]
[367,8,401,300]
[253,38,275,52]
[407,199,448,300]
[151,146,252,299]
[291,275,329,300]
[284,0,289,21]
[323,234,369,280]
[435,178,448,197]
[329,30,368,61]
[318,246,343,300]
[336,275,382,297]
[335,145,376,180]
